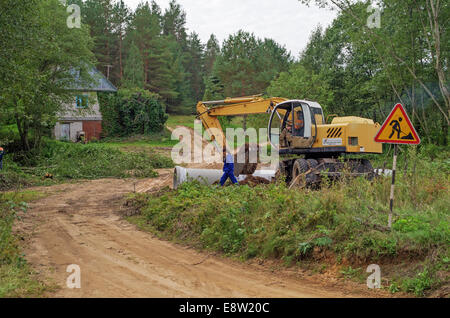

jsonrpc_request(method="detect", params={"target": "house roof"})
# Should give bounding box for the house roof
[66,66,117,92]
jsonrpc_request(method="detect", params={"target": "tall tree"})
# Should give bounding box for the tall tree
[0,0,94,152]
[111,0,131,83]
[204,34,220,76]
[126,1,177,102]
[122,42,144,89]
[186,32,205,103]
[213,30,292,97]
[162,0,188,47]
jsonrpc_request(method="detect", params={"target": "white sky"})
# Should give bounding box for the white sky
[124,0,337,57]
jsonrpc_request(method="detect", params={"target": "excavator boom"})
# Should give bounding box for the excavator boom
[197,96,288,151]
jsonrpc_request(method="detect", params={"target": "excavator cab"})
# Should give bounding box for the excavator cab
[269,100,322,150]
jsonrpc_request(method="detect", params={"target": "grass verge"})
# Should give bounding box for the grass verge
[0,139,174,191]
[126,153,449,297]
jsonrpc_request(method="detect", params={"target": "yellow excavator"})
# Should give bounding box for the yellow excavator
[197,95,382,186]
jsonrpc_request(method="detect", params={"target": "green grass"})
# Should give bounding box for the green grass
[0,138,174,191]
[99,128,178,149]
[166,115,197,129]
[127,151,449,296]
[0,190,56,298]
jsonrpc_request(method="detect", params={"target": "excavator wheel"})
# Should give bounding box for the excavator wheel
[290,159,309,188]
[307,159,318,170]
[358,159,375,180]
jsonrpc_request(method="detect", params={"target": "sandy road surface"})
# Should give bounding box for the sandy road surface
[19,168,390,298]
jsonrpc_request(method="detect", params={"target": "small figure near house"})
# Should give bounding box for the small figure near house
[220,147,239,186]
[0,147,4,170]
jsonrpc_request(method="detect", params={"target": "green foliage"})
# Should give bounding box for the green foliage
[0,0,95,152]
[0,139,174,190]
[129,153,449,295]
[297,0,449,145]
[213,30,292,97]
[34,139,173,180]
[268,63,334,112]
[100,88,168,137]
[122,42,145,89]
[401,267,437,296]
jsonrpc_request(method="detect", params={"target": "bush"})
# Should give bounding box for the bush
[100,88,168,137]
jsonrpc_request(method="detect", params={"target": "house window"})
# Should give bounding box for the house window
[76,95,89,109]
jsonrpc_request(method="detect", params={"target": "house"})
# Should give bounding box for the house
[54,66,117,142]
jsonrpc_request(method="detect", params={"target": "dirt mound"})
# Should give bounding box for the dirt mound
[240,175,271,186]
[234,143,259,175]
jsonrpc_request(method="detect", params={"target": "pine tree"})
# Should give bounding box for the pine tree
[186,32,205,103]
[204,34,220,76]
[122,42,144,89]
[162,0,187,47]
[79,0,116,82]
[111,0,131,83]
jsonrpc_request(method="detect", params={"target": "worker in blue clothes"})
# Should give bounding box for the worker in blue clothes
[220,147,239,186]
[0,147,4,170]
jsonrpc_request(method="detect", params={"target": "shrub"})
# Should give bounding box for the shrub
[100,89,168,137]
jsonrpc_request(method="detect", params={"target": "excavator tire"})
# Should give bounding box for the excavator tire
[290,158,309,187]
[307,159,319,170]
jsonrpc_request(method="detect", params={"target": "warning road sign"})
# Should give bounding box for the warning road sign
[375,103,420,145]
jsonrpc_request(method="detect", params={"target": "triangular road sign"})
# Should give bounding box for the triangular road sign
[375,104,420,145]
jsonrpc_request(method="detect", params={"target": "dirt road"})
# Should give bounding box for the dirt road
[21,168,390,298]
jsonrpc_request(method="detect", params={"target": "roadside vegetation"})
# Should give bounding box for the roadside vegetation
[0,138,174,192]
[0,191,55,297]
[127,147,449,297]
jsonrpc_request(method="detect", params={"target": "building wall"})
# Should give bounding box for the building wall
[54,91,103,142]
[54,121,83,142]
[58,92,102,121]
[82,121,102,141]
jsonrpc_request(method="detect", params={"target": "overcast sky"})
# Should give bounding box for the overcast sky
[124,0,337,57]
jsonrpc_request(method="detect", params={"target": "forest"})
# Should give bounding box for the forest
[1,0,448,150]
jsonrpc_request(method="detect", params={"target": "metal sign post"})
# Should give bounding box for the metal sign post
[388,144,398,228]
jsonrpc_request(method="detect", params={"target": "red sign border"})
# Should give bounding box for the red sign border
[375,103,421,145]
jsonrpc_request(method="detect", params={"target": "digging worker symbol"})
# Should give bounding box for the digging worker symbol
[388,117,414,140]
[389,117,403,139]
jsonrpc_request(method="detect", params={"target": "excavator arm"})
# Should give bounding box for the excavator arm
[196,95,288,151]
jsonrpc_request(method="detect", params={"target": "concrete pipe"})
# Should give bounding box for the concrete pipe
[173,166,276,189]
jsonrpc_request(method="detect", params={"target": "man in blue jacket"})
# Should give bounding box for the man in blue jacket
[220,147,239,186]
[0,147,4,170]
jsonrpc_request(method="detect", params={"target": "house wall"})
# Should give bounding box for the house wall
[58,92,102,121]
[54,121,83,142]
[82,121,102,141]
[54,91,103,142]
